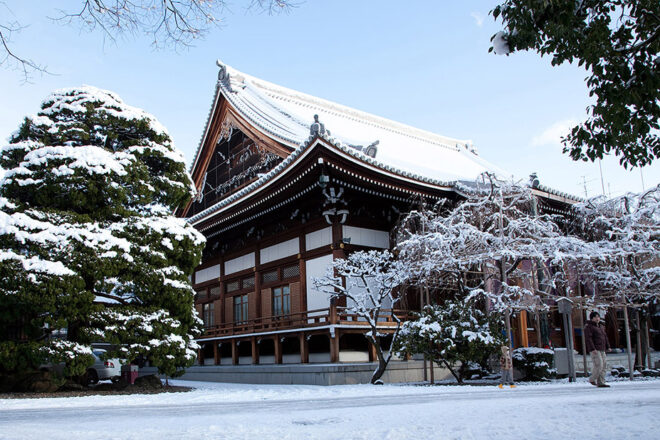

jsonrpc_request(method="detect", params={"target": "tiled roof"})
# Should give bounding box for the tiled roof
[190,60,509,183]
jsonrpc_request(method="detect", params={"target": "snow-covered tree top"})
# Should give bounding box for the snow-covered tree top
[40,86,170,138]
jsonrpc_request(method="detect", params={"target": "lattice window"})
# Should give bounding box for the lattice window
[262,270,278,284]
[282,265,300,279]
[209,287,221,299]
[242,276,255,290]
[226,280,240,293]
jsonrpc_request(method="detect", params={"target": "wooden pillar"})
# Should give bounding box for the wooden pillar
[198,348,204,366]
[213,342,220,365]
[368,338,377,362]
[330,330,340,363]
[255,249,262,320]
[299,234,307,314]
[251,337,259,365]
[219,260,225,325]
[274,336,283,364]
[299,333,309,363]
[518,310,529,347]
[231,339,238,365]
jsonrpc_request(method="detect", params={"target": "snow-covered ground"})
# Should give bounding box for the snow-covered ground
[1,378,659,440]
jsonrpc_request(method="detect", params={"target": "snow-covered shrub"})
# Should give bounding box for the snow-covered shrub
[0,86,205,380]
[395,298,505,383]
[512,347,555,381]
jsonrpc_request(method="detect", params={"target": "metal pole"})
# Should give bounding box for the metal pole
[567,312,577,382]
[635,309,643,370]
[623,306,634,381]
[579,309,588,377]
[505,309,514,380]
[598,159,606,196]
[562,312,576,382]
[646,314,653,370]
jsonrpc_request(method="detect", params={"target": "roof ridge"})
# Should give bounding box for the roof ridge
[226,65,474,153]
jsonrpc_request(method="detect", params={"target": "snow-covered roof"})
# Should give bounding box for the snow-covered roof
[192,61,508,183]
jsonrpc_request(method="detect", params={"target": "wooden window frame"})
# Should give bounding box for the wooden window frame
[233,294,249,324]
[202,302,215,328]
[272,284,291,318]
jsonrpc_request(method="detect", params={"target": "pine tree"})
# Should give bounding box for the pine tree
[0,86,205,380]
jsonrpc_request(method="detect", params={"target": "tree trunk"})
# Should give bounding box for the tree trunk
[367,335,387,385]
[441,359,462,383]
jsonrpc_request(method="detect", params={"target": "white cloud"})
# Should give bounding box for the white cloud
[531,119,577,147]
[470,12,484,27]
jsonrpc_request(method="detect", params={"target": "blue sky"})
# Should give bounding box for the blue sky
[1,0,657,198]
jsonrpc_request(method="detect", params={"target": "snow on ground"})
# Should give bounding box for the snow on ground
[1,378,659,440]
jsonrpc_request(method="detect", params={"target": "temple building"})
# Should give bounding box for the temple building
[181,61,579,382]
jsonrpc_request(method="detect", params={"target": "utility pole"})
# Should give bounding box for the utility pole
[580,176,589,198]
[598,159,606,197]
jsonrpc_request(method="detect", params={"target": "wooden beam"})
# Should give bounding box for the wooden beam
[213,342,220,365]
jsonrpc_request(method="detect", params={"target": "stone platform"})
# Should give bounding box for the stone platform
[139,360,453,386]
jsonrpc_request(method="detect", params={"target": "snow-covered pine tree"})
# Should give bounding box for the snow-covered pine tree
[0,86,205,380]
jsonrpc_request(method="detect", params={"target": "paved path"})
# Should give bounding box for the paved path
[1,380,659,439]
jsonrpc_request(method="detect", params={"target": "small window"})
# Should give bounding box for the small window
[195,289,207,301]
[242,276,255,290]
[282,265,299,279]
[262,269,278,284]
[272,286,290,317]
[226,280,240,293]
[209,287,221,299]
[233,294,248,323]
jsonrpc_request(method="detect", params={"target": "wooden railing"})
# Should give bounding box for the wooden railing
[337,308,411,325]
[202,308,333,338]
[201,307,413,338]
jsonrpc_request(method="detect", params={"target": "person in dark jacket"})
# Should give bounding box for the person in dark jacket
[584,311,610,387]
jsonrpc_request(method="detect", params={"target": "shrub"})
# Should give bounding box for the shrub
[512,347,556,381]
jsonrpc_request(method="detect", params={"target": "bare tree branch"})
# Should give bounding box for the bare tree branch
[1,1,295,81]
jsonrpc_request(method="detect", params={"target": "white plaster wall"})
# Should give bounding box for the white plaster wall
[305,227,332,250]
[195,264,220,284]
[260,238,299,264]
[339,351,369,363]
[225,252,255,275]
[305,254,333,314]
[308,353,331,363]
[342,226,389,249]
[282,354,301,364]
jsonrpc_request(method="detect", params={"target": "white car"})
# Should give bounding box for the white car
[86,349,123,384]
